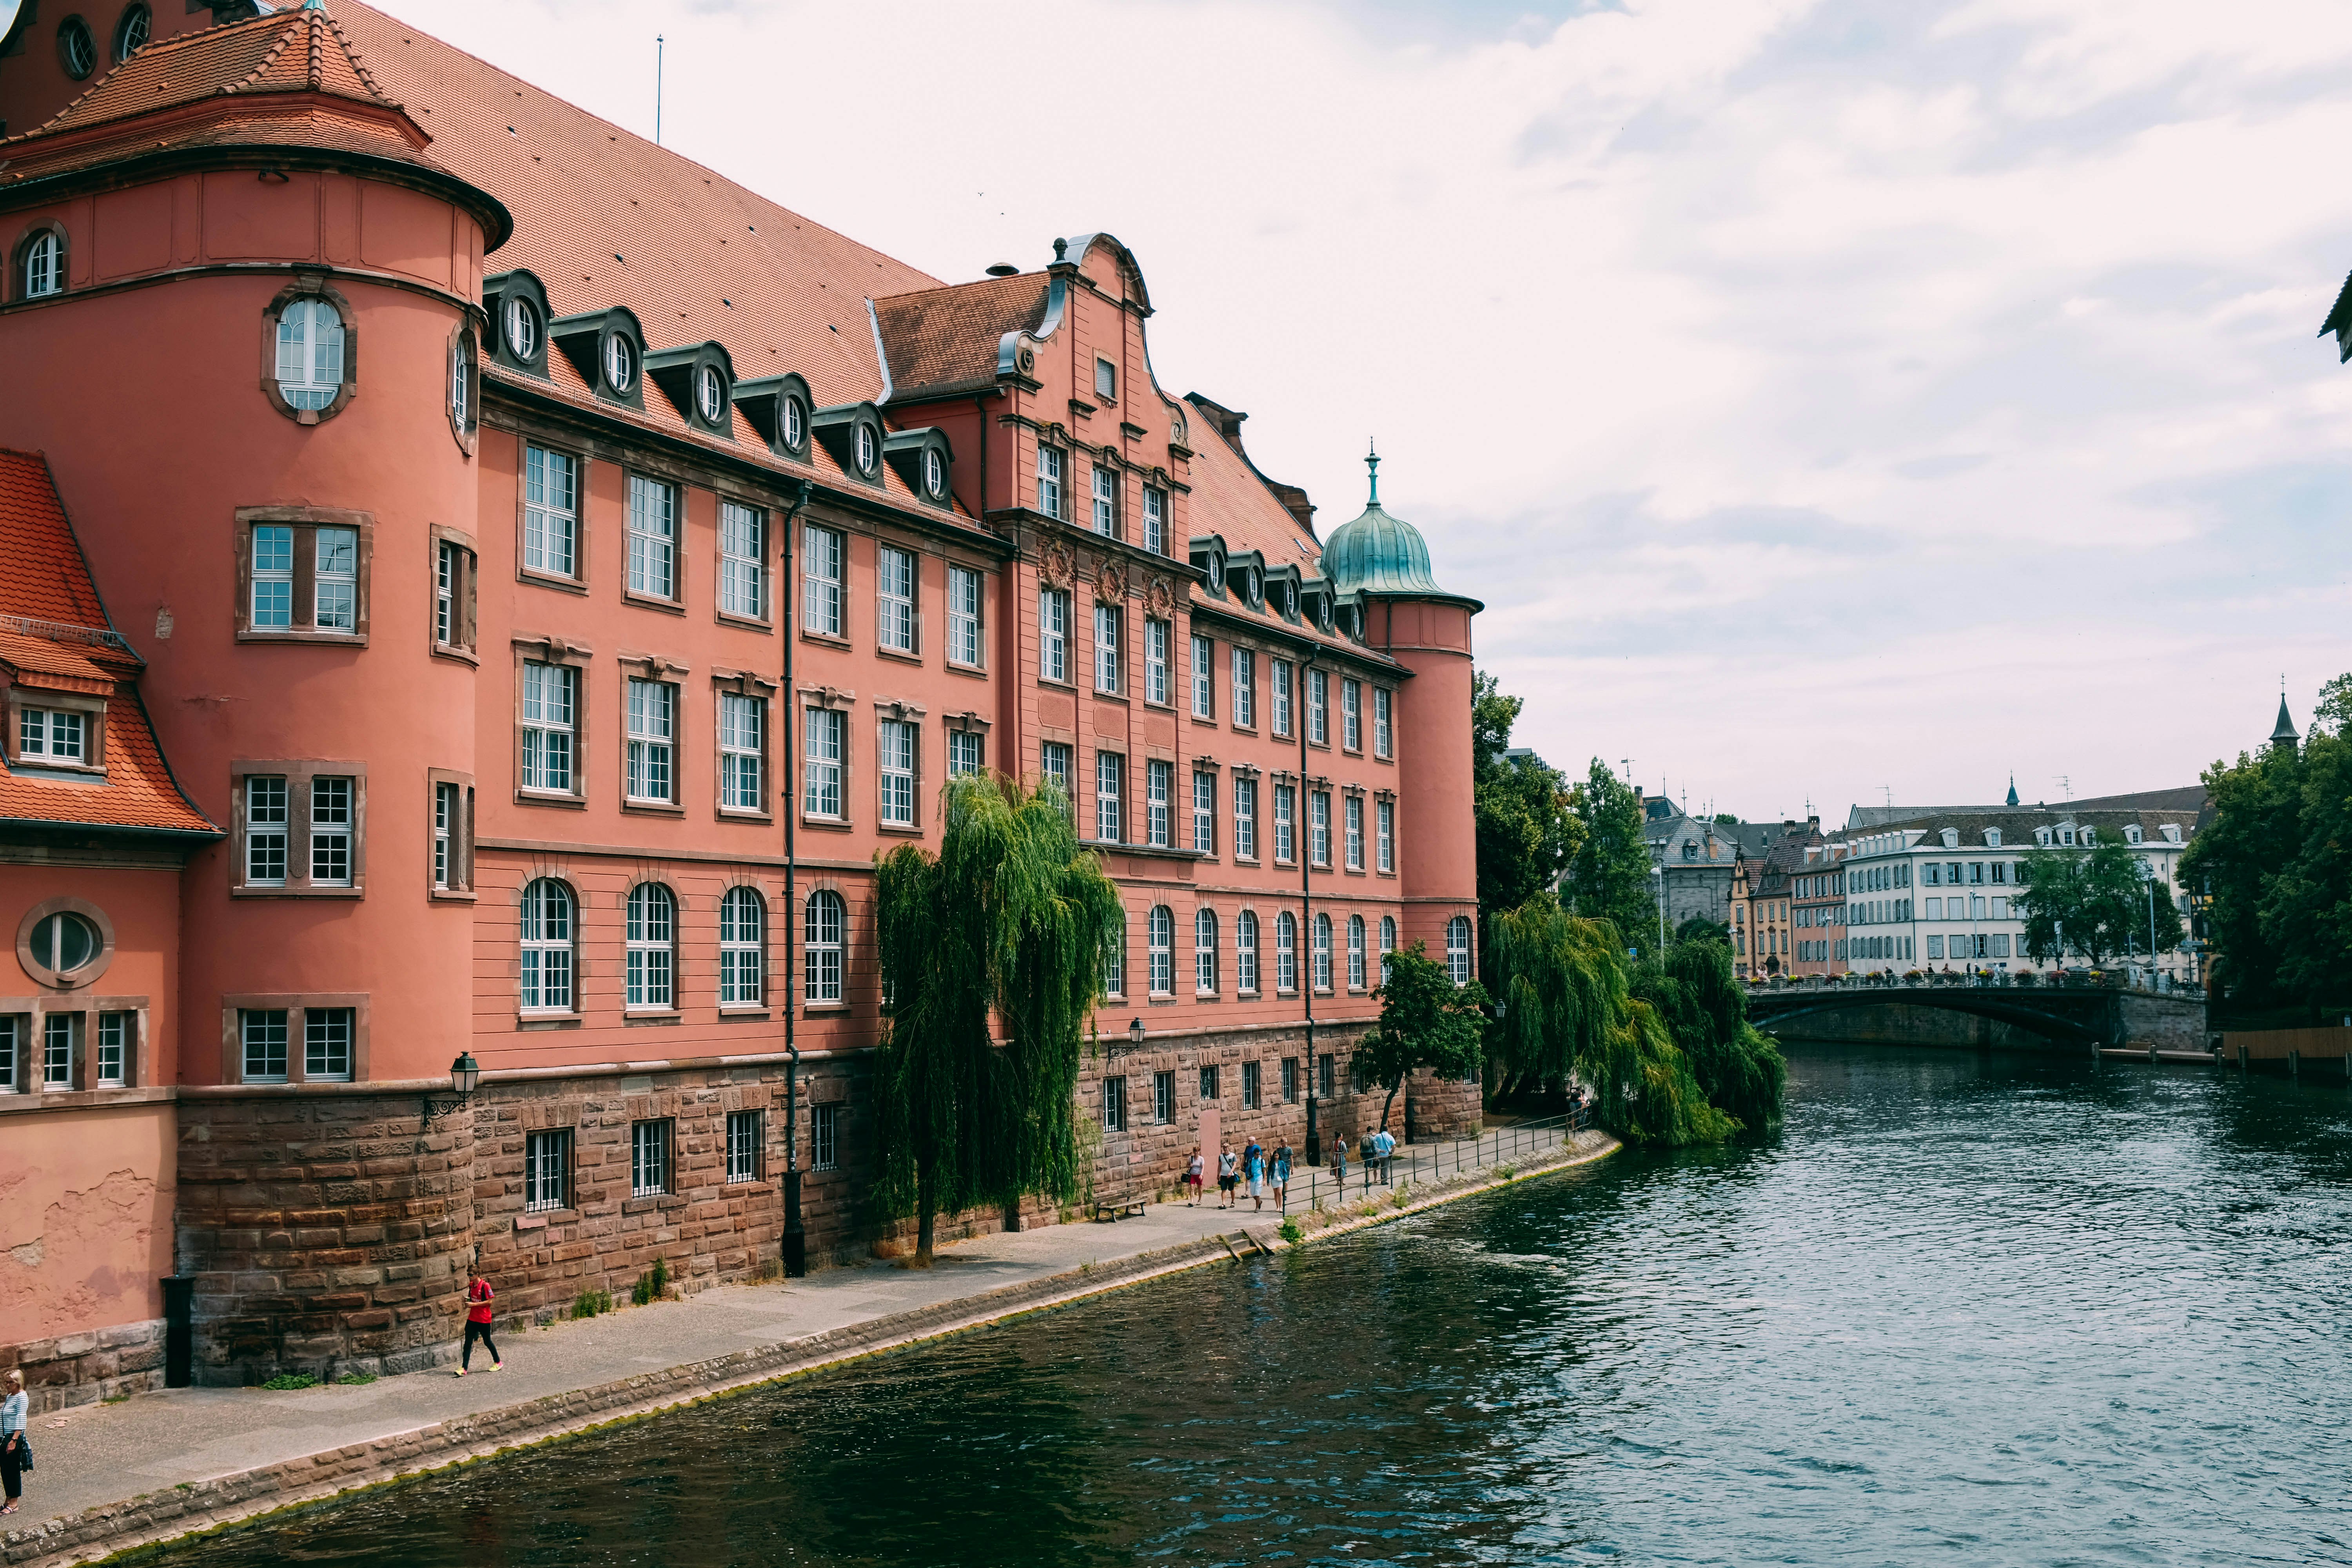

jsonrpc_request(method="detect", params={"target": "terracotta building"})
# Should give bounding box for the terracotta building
[0,3,1483,1397]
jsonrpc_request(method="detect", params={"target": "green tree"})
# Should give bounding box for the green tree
[1629,938,1786,1132]
[2181,741,2304,1007]
[2017,840,2187,967]
[1355,942,1488,1136]
[1674,914,1728,947]
[1470,671,1581,921]
[2259,724,2352,1007]
[1564,760,1657,954]
[872,775,1126,1265]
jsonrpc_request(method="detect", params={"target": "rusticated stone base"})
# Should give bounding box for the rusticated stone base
[0,1320,166,1415]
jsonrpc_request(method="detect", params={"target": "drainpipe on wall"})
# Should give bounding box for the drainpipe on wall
[1302,650,1320,1168]
[779,477,814,1278]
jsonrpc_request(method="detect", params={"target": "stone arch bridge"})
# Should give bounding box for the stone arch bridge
[1747,984,2207,1053]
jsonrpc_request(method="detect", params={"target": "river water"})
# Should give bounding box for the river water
[166,1044,2352,1566]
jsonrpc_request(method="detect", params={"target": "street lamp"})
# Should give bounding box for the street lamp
[422,1051,480,1123]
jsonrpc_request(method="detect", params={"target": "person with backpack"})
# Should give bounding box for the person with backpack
[456,1267,503,1376]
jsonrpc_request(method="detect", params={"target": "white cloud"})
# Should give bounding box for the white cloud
[375,0,2352,815]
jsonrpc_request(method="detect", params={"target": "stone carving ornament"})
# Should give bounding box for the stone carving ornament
[1096,563,1127,603]
[1146,575,1176,618]
[1039,538,1076,588]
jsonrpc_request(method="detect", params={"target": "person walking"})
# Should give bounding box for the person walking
[456,1267,502,1376]
[1217,1146,1240,1209]
[1271,1143,1292,1209]
[1332,1134,1349,1190]
[1247,1142,1267,1212]
[1,1368,26,1515]
[1185,1150,1205,1206]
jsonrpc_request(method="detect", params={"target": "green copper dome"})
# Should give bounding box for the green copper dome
[1319,445,1469,603]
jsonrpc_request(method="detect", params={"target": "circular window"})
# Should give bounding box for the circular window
[504,294,538,359]
[857,423,877,474]
[783,396,806,449]
[603,331,635,393]
[924,448,945,497]
[17,899,112,989]
[697,365,724,423]
[59,16,97,79]
[113,3,150,62]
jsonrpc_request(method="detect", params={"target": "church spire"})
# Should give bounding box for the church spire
[2006,774,2018,808]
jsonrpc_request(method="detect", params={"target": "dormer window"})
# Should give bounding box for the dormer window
[1940,828,1958,848]
[2036,828,2051,848]
[20,230,63,299]
[856,423,879,475]
[2080,827,2096,846]
[2160,824,2182,845]
[276,298,346,412]
[604,332,636,394]
[19,708,86,764]
[2124,824,2142,845]
[925,448,947,499]
[784,397,807,448]
[505,293,539,359]
[1281,580,1296,618]
[1247,566,1263,608]
[697,365,725,423]
[1985,829,2002,848]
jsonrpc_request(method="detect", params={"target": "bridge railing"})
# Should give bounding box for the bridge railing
[1750,971,2202,1000]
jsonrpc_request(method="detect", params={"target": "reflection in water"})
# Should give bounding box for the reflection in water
[166,1045,2352,1566]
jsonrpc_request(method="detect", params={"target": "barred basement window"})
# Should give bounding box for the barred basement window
[1319,1053,1336,1100]
[1281,1057,1298,1103]
[1243,1060,1260,1109]
[812,1102,841,1171]
[1154,1070,1175,1123]
[631,1119,672,1197]
[727,1109,764,1183]
[524,1129,571,1212]
[720,886,766,1005]
[1200,1064,1219,1102]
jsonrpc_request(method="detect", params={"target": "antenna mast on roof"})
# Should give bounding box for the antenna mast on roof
[655,34,664,145]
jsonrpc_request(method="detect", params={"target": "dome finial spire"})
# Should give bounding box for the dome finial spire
[1366,438,1380,505]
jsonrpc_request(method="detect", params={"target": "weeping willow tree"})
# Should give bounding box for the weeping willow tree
[1630,939,1787,1133]
[872,775,1125,1264]
[1485,895,1753,1146]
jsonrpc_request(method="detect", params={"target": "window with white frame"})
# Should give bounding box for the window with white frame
[520,878,575,1010]
[1377,798,1394,873]
[1096,751,1124,843]
[1311,790,1331,866]
[631,1119,672,1197]
[0,1017,17,1094]
[241,1008,289,1083]
[524,1129,570,1213]
[720,886,765,1005]
[804,889,845,1002]
[1154,1071,1175,1123]
[1146,759,1172,848]
[1094,603,1122,694]
[804,706,846,817]
[523,446,579,579]
[1143,486,1167,554]
[626,679,676,803]
[96,1011,131,1088]
[1276,911,1297,993]
[1237,910,1259,993]
[1144,618,1170,704]
[245,775,289,886]
[812,1102,841,1171]
[1274,783,1295,864]
[1102,1074,1127,1133]
[1342,679,1362,751]
[245,519,364,635]
[1308,669,1328,745]
[22,231,62,299]
[720,501,766,619]
[1037,445,1065,519]
[879,719,917,827]
[1191,635,1213,718]
[18,706,85,764]
[947,729,984,777]
[1196,907,1218,993]
[314,526,359,631]
[627,475,677,600]
[1314,913,1333,991]
[1193,769,1215,854]
[435,539,475,653]
[804,524,845,637]
[1380,915,1397,981]
[877,545,916,653]
[1040,588,1071,682]
[1374,688,1392,758]
[720,693,764,811]
[251,524,294,628]
[1233,648,1256,728]
[1148,905,1174,995]
[1092,465,1118,537]
[947,564,982,666]
[275,298,344,410]
[626,883,677,1008]
[521,661,577,794]
[305,1007,354,1081]
[44,1013,76,1089]
[309,775,353,886]
[1447,915,1473,984]
[727,1109,763,1183]
[1348,915,1366,989]
[1041,740,1071,807]
[1345,795,1363,870]
[1271,659,1292,736]
[1234,777,1258,860]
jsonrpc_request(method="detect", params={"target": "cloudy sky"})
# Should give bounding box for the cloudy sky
[371,0,2352,823]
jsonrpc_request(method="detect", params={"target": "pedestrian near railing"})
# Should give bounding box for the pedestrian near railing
[1279,1111,1586,1217]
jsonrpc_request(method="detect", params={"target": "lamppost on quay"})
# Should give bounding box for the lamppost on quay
[1301,651,1321,1167]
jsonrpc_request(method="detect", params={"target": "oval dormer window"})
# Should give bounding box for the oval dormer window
[1246,567,1262,607]
[697,365,725,423]
[925,448,946,498]
[857,423,878,474]
[114,4,151,62]
[604,332,635,393]
[1283,582,1298,617]
[505,294,539,360]
[1317,597,1334,633]
[783,396,807,450]
[58,16,96,79]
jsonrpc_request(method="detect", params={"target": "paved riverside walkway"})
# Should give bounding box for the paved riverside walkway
[4,1124,1615,1566]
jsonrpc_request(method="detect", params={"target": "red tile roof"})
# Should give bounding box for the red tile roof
[874,274,1052,403]
[0,450,215,837]
[19,5,394,141]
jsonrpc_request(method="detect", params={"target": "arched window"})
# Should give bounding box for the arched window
[1446,915,1473,985]
[626,884,676,1008]
[604,330,635,393]
[1148,905,1174,996]
[1194,907,1218,994]
[21,231,63,300]
[1236,910,1259,994]
[276,298,345,411]
[1313,912,1333,992]
[720,887,765,1006]
[1275,911,1297,993]
[505,293,539,359]
[114,4,151,62]
[804,889,845,1002]
[519,879,574,1011]
[697,365,725,423]
[1347,915,1366,990]
[1379,915,1398,984]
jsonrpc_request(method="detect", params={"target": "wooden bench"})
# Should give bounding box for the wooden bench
[1088,1194,1146,1222]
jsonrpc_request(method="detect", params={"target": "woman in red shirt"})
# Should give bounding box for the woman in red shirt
[457,1268,502,1375]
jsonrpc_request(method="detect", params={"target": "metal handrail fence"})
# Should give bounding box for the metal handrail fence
[1272,1106,1592,1218]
